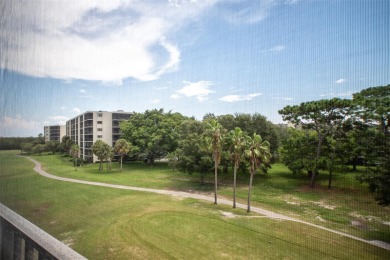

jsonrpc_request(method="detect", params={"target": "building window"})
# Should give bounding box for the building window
[97,113,103,117]
[97,135,103,138]
[97,121,102,124]
[97,128,103,131]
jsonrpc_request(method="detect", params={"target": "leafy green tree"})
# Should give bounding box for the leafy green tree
[0,137,36,150]
[279,98,353,188]
[70,144,80,171]
[245,134,271,212]
[92,140,110,171]
[279,128,319,175]
[120,109,186,164]
[33,133,45,145]
[166,151,179,172]
[45,141,60,154]
[175,119,212,184]
[20,142,33,155]
[353,85,390,205]
[216,113,279,157]
[33,144,45,155]
[114,138,131,171]
[105,148,114,172]
[61,136,73,154]
[226,127,246,208]
[205,119,224,205]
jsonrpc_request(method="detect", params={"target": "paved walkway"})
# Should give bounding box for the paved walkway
[22,156,390,250]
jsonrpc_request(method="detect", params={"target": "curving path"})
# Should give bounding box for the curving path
[21,156,390,250]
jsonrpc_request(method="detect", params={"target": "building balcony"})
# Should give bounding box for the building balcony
[0,203,86,259]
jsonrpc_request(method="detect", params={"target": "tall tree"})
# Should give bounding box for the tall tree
[33,144,45,155]
[175,119,212,184]
[70,144,80,171]
[114,139,131,171]
[45,141,60,154]
[120,109,186,164]
[61,136,73,154]
[92,140,110,171]
[20,142,33,155]
[245,134,271,212]
[353,85,390,205]
[279,98,352,188]
[216,113,279,156]
[205,119,224,205]
[279,128,320,176]
[226,127,246,208]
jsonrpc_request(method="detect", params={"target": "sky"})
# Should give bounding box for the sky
[0,0,389,137]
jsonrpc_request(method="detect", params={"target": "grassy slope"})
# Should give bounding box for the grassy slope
[0,151,388,259]
[30,153,390,243]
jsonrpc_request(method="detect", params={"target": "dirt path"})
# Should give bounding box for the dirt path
[22,156,390,250]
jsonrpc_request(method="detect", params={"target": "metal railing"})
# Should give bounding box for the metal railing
[0,203,86,260]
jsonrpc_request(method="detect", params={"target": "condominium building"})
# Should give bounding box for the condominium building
[66,110,132,162]
[44,125,66,142]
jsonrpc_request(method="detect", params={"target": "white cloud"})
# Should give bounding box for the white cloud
[275,97,293,101]
[270,45,286,52]
[80,89,86,93]
[49,115,69,121]
[217,0,278,24]
[156,87,169,90]
[60,106,66,110]
[0,0,219,82]
[151,99,161,104]
[170,94,180,100]
[335,78,346,84]
[262,45,286,53]
[285,0,301,4]
[320,92,353,98]
[1,115,41,130]
[219,93,262,103]
[174,81,215,102]
[1,1,286,82]
[48,116,69,125]
[72,107,81,114]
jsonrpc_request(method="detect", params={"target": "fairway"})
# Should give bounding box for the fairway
[28,153,390,243]
[0,151,388,259]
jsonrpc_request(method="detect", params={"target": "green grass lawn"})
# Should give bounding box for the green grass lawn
[29,152,390,243]
[1,151,389,259]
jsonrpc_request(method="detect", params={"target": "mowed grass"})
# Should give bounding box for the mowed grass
[30,152,390,243]
[1,151,388,259]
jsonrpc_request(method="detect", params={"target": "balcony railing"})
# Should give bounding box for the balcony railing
[0,203,86,260]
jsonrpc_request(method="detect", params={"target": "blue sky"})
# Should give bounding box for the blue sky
[0,0,389,137]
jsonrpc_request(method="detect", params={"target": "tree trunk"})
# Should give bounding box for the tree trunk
[328,149,335,189]
[214,161,218,205]
[233,166,237,208]
[99,160,102,171]
[352,156,357,172]
[75,158,77,171]
[201,173,204,185]
[120,156,123,171]
[247,165,254,212]
[310,134,323,188]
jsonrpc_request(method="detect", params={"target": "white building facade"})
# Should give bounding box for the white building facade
[66,111,132,162]
[44,125,66,142]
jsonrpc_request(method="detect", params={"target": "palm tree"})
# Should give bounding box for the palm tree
[245,133,271,212]
[205,120,224,205]
[114,139,131,171]
[226,127,246,208]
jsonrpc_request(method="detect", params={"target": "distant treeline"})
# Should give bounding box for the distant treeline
[0,137,40,150]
